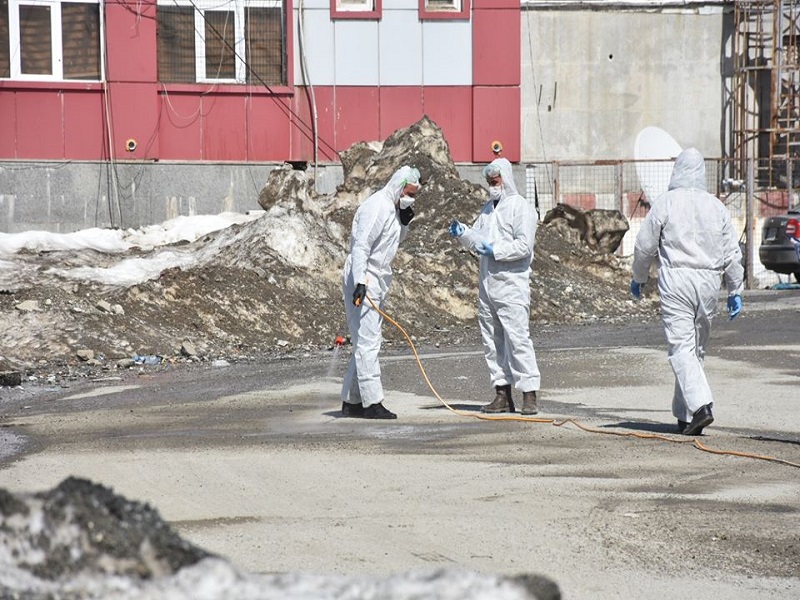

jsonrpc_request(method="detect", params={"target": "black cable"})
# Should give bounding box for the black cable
[108,0,339,160]
[177,0,340,160]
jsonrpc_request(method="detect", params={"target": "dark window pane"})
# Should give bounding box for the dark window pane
[62,3,101,79]
[0,0,9,77]
[20,5,52,75]
[426,0,457,9]
[157,5,195,82]
[246,6,284,86]
[205,10,235,79]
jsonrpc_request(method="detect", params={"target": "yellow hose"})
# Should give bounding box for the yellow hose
[367,296,800,470]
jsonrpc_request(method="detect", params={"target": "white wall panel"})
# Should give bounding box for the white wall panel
[296,0,328,8]
[293,8,335,86]
[379,9,423,86]
[383,0,417,8]
[334,21,380,85]
[422,21,472,85]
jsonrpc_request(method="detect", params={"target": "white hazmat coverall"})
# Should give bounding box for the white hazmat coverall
[632,148,744,422]
[341,166,416,407]
[458,159,541,393]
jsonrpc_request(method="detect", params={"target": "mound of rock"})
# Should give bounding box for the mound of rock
[0,478,561,600]
[0,116,657,374]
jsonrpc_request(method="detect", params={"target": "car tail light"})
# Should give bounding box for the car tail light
[788,218,800,239]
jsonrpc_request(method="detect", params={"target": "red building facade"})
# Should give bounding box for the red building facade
[0,0,521,165]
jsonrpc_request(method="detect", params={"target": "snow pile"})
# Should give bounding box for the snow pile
[0,478,560,600]
[0,117,658,369]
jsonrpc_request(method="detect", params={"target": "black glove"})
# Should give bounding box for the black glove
[353,283,367,306]
[399,206,414,226]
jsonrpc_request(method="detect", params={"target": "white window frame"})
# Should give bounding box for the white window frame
[334,0,374,12]
[425,0,461,10]
[7,0,104,81]
[158,0,282,85]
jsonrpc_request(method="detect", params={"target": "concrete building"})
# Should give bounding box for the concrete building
[3,0,794,235]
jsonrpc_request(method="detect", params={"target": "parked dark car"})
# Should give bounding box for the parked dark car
[759,209,800,281]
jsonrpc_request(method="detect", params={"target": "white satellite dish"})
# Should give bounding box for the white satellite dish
[634,126,683,205]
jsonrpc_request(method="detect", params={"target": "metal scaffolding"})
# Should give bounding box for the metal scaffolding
[732,0,800,190]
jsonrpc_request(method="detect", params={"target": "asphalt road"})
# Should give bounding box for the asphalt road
[1,289,799,599]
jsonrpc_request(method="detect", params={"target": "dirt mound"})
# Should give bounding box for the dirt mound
[0,117,658,377]
[0,478,559,599]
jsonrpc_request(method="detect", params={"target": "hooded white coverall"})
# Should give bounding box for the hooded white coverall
[341,166,417,407]
[632,148,744,422]
[457,159,541,393]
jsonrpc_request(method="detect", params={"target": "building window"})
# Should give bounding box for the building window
[0,0,102,80]
[330,0,381,20]
[157,0,287,86]
[427,0,460,9]
[419,0,469,20]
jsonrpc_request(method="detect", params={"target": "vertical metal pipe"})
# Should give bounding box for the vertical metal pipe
[746,157,756,290]
[615,161,624,256]
[552,162,560,205]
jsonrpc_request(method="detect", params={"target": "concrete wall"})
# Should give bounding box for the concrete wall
[521,6,732,161]
[0,162,276,233]
[1,4,738,234]
[0,160,512,233]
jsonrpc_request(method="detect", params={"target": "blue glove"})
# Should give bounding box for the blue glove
[630,280,642,300]
[476,241,494,257]
[449,220,465,238]
[727,294,742,320]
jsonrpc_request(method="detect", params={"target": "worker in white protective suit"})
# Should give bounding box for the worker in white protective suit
[631,147,744,436]
[341,165,422,420]
[449,158,542,415]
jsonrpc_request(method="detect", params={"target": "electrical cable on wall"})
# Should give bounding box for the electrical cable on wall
[298,0,320,188]
[525,6,554,198]
[179,0,340,161]
[101,61,123,228]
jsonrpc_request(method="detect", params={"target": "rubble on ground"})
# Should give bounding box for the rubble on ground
[0,477,560,600]
[0,117,658,382]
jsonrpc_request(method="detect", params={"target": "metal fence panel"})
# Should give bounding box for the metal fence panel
[525,158,800,288]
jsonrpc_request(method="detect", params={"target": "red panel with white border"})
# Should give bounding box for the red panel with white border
[473,86,520,162]
[473,0,517,8]
[330,0,382,20]
[64,92,107,159]
[472,7,520,86]
[334,86,381,151]
[291,86,338,163]
[418,0,470,21]
[107,82,160,159]
[202,94,248,161]
[379,87,424,140]
[16,91,63,159]
[247,93,292,161]
[0,94,17,157]
[422,86,473,163]
[158,91,202,160]
[104,0,158,83]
